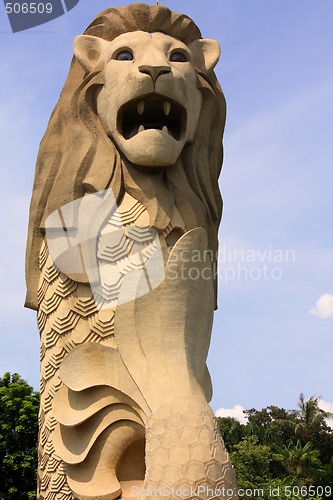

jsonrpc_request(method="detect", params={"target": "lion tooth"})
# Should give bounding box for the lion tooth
[137,100,145,115]
[138,125,145,133]
[163,100,171,116]
[162,126,168,134]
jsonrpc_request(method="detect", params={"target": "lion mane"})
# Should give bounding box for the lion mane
[25,2,226,311]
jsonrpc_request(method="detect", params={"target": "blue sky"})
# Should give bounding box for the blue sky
[0,0,332,419]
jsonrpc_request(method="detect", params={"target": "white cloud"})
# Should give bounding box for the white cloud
[309,293,333,319]
[319,399,333,429]
[215,405,248,424]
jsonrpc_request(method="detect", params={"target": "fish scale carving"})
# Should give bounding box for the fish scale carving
[37,195,176,498]
[143,401,236,497]
[37,265,106,498]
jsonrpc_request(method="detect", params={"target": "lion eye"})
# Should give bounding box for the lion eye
[170,52,188,63]
[116,50,133,61]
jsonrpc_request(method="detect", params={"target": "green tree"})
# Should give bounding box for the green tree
[321,456,333,494]
[273,440,323,485]
[217,416,246,453]
[294,393,333,444]
[277,393,333,485]
[231,435,273,498]
[0,372,39,500]
[245,406,295,447]
[218,396,333,499]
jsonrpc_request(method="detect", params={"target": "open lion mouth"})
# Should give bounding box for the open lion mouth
[118,94,186,141]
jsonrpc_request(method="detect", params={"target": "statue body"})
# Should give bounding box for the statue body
[26,4,238,499]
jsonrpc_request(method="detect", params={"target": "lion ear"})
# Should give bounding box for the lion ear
[188,39,220,73]
[74,35,110,72]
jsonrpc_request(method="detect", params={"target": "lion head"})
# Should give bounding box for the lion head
[25,3,226,310]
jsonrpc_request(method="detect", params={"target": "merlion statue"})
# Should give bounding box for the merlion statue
[25,3,238,499]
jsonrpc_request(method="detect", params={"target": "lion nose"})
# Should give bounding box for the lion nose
[138,65,171,83]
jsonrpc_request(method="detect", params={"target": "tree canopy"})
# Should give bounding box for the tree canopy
[218,394,333,500]
[0,372,39,500]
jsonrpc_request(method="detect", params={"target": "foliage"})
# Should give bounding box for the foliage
[231,435,272,495]
[245,405,296,447]
[217,416,246,453]
[0,372,39,499]
[218,394,333,500]
[294,394,333,444]
[273,440,322,484]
